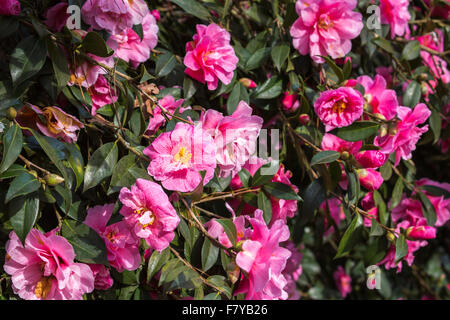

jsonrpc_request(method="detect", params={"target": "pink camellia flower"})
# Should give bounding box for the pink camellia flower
[299,114,310,125]
[144,122,217,192]
[3,229,94,300]
[379,0,411,39]
[282,91,300,112]
[320,198,345,236]
[201,101,263,178]
[361,192,379,227]
[235,210,292,300]
[88,264,113,290]
[151,9,161,21]
[44,2,69,32]
[88,75,118,115]
[356,168,384,191]
[356,74,399,121]
[0,0,20,15]
[84,204,141,272]
[314,87,364,131]
[184,23,238,90]
[107,12,159,68]
[145,95,188,135]
[333,266,352,298]
[374,103,431,166]
[290,0,363,64]
[239,78,257,89]
[376,66,394,88]
[119,179,180,251]
[424,0,450,19]
[15,103,84,144]
[415,178,450,227]
[406,226,436,240]
[81,0,149,35]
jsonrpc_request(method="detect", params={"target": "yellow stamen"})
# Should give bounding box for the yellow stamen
[35,277,53,300]
[332,101,347,114]
[174,147,192,165]
[70,74,85,86]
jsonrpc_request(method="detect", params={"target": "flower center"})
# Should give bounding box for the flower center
[134,207,156,228]
[318,15,333,30]
[70,74,86,86]
[332,101,347,114]
[174,146,192,165]
[35,277,53,300]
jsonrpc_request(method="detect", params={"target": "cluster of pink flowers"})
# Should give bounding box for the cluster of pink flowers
[333,266,352,298]
[379,0,411,39]
[290,0,363,64]
[0,0,20,16]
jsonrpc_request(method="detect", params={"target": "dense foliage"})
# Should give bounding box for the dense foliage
[0,0,449,300]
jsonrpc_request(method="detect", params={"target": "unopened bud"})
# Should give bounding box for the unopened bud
[340,151,350,161]
[379,124,388,137]
[418,73,428,81]
[373,113,386,121]
[298,114,310,125]
[239,78,257,89]
[386,231,396,242]
[6,107,17,120]
[344,79,357,87]
[44,173,65,186]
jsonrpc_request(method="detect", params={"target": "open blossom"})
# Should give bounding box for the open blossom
[320,198,345,236]
[333,266,352,298]
[235,210,291,300]
[88,264,113,290]
[119,179,180,252]
[290,0,363,64]
[4,229,94,300]
[201,101,263,178]
[15,103,84,143]
[314,87,364,131]
[0,0,20,16]
[356,75,399,120]
[145,95,188,135]
[144,122,217,192]
[44,2,69,32]
[88,75,118,116]
[84,204,141,272]
[184,23,238,90]
[415,178,450,227]
[81,0,149,35]
[374,103,431,166]
[379,0,411,39]
[107,12,159,68]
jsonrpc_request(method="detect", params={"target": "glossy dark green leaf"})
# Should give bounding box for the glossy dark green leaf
[391,177,404,209]
[0,164,27,179]
[61,219,109,265]
[296,179,326,227]
[9,194,39,244]
[394,234,408,263]
[252,76,283,99]
[5,172,41,203]
[0,124,23,174]
[147,248,171,282]
[245,47,270,71]
[155,52,177,78]
[263,182,302,200]
[311,151,340,166]
[271,44,290,71]
[258,191,272,225]
[216,219,237,247]
[169,0,212,21]
[370,219,385,236]
[334,213,363,259]
[330,121,380,142]
[227,82,249,115]
[207,275,232,299]
[237,169,251,188]
[83,142,118,192]
[46,38,70,91]
[403,81,421,108]
[373,190,388,225]
[201,238,219,272]
[429,109,442,144]
[0,16,19,39]
[250,160,279,187]
[108,154,141,195]
[418,191,437,226]
[402,40,421,61]
[81,32,112,57]
[183,76,197,100]
[65,143,84,190]
[420,185,450,198]
[10,36,47,85]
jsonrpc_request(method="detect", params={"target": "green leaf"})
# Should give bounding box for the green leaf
[0,16,19,39]
[330,121,380,142]
[296,179,326,228]
[205,172,232,192]
[10,36,47,85]
[402,40,421,61]
[155,52,177,78]
[53,184,72,214]
[81,32,112,57]
[132,24,143,41]
[420,185,450,198]
[83,142,118,192]
[258,192,272,225]
[65,143,84,191]
[391,178,404,209]
[418,191,437,226]
[322,56,345,83]
[335,213,363,259]
[271,44,290,71]
[0,124,23,174]
[147,248,171,282]
[9,194,39,244]
[373,190,388,225]
[250,161,280,187]
[370,219,385,236]
[0,164,27,179]
[46,38,70,91]
[372,37,395,54]
[245,47,270,71]
[169,0,212,21]
[5,172,41,203]
[394,234,408,264]
[183,76,197,100]
[237,169,251,188]
[61,219,109,265]
[201,238,219,272]
[108,154,141,195]
[207,275,232,299]
[216,219,237,247]
[403,81,421,108]
[311,151,340,166]
[347,170,360,205]
[429,109,442,144]
[227,82,249,115]
[263,182,302,200]
[252,76,283,99]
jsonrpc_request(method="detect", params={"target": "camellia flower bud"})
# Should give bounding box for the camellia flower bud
[406,226,436,240]
[386,231,396,242]
[340,151,351,161]
[6,107,17,120]
[44,173,65,186]
[298,114,310,125]
[344,79,357,87]
[379,124,388,137]
[239,78,257,89]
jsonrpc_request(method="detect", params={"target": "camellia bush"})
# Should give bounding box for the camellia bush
[0,0,449,301]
